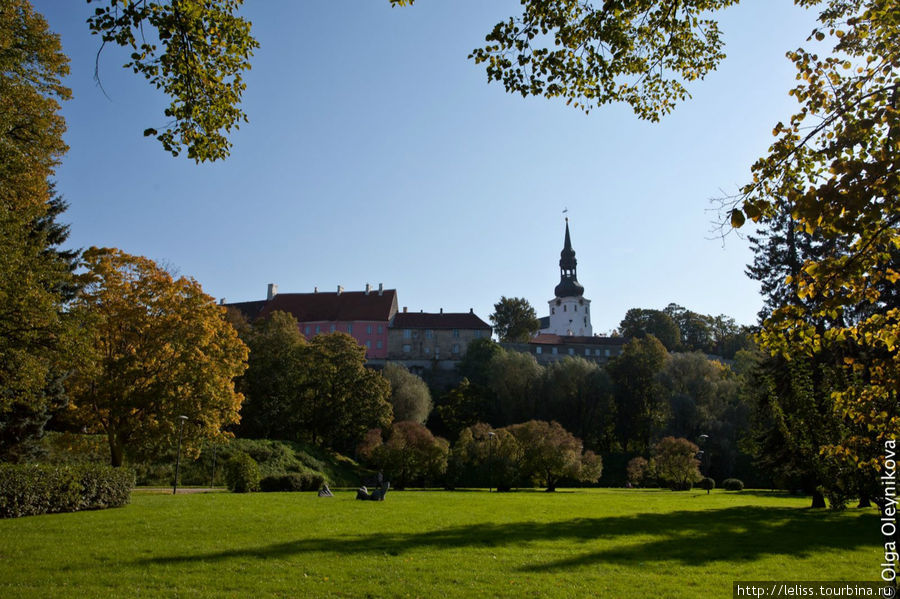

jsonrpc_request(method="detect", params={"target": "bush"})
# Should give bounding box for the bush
[722,478,744,491]
[224,453,260,493]
[699,477,716,492]
[259,472,325,492]
[0,464,133,518]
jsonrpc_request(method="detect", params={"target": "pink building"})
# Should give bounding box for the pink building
[227,284,398,359]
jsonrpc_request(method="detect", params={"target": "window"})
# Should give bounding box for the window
[536,347,542,355]
[563,305,567,312]
[426,329,433,339]
[403,329,411,339]
[315,325,321,334]
[585,348,590,356]
[452,344,460,354]
[366,325,373,335]
[304,326,311,336]
[377,325,383,334]
[568,347,574,355]
[574,305,577,312]
[402,344,411,353]
[365,340,371,348]
[605,349,611,357]
[347,324,353,334]
[452,329,460,338]
[376,340,383,349]
[551,307,555,315]
[551,347,558,355]
[475,330,482,338]
[425,347,431,355]
[330,324,336,333]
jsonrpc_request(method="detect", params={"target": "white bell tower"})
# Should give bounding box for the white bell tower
[542,219,592,337]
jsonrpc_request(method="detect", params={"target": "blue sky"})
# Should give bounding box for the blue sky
[33,0,820,334]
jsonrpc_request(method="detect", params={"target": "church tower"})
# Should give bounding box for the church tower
[542,219,593,336]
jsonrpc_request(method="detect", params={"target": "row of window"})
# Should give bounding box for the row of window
[303,323,384,336]
[535,346,614,357]
[401,344,461,354]
[551,305,589,315]
[403,329,477,339]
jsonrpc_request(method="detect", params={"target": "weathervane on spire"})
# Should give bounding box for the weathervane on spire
[563,207,568,222]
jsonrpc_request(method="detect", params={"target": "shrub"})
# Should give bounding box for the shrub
[626,457,649,487]
[224,453,260,493]
[699,477,716,492]
[651,437,702,491]
[722,478,744,491]
[0,464,133,518]
[259,472,325,492]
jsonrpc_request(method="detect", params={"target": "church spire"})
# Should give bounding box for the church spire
[554,218,584,298]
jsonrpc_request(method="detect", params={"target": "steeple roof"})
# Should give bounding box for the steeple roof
[554,218,585,298]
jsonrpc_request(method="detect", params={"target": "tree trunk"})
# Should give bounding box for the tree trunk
[108,436,124,467]
[857,493,871,508]
[811,489,826,509]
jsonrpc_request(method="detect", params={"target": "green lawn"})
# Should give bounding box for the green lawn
[0,489,883,598]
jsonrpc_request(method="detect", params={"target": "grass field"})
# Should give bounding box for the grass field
[0,489,884,598]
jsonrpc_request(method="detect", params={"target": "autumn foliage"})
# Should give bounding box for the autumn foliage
[66,247,248,467]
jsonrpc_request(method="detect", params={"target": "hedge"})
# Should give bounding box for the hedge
[0,463,134,519]
[259,472,325,492]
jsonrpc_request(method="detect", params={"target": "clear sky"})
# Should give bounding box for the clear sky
[32,0,820,334]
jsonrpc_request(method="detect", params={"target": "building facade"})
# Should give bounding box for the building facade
[227,283,398,359]
[385,309,492,373]
[503,333,626,365]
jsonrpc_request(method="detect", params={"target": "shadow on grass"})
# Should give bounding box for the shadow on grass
[135,506,878,572]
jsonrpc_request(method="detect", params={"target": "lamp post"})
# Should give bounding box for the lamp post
[173,415,188,495]
[488,431,496,493]
[698,434,710,494]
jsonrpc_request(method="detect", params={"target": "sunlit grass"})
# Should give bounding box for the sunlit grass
[0,489,882,598]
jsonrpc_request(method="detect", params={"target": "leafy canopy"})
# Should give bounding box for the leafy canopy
[87,0,257,162]
[67,247,249,467]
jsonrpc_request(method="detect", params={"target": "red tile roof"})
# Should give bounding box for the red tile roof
[256,290,399,322]
[530,334,627,346]
[392,311,491,330]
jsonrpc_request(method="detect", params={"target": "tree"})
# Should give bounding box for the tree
[489,296,540,343]
[1,0,70,206]
[235,310,308,440]
[358,421,449,489]
[539,357,616,452]
[457,337,503,387]
[626,456,649,487]
[486,348,543,426]
[297,333,392,453]
[652,436,702,491]
[607,335,669,452]
[0,193,79,462]
[450,422,522,491]
[432,378,492,442]
[507,420,602,492]
[66,247,249,467]
[86,0,257,162]
[0,2,77,461]
[382,362,432,424]
[619,308,681,351]
[728,1,900,474]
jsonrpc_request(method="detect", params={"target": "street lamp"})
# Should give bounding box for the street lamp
[173,415,189,495]
[488,431,496,493]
